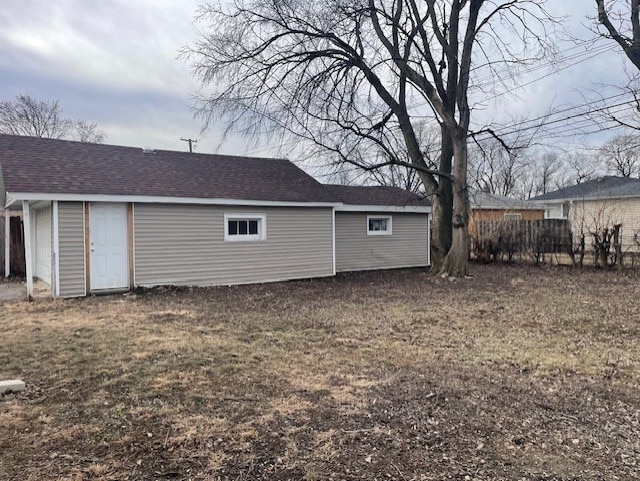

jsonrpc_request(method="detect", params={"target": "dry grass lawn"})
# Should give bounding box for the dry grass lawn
[1,264,639,480]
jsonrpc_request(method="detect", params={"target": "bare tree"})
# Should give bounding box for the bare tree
[72,120,106,144]
[571,196,625,268]
[336,120,440,193]
[566,150,604,184]
[0,95,105,143]
[596,0,640,70]
[185,0,556,276]
[585,1,640,131]
[469,138,526,197]
[0,95,70,138]
[536,151,562,194]
[600,133,640,177]
[366,163,425,193]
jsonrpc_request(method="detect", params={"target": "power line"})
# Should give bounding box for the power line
[478,45,615,103]
[475,98,639,141]
[408,42,615,117]
[472,42,612,87]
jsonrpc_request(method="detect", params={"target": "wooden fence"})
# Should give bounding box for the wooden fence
[0,216,26,277]
[471,219,573,264]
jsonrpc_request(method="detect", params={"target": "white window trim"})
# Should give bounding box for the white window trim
[503,212,523,221]
[367,215,392,236]
[224,213,266,242]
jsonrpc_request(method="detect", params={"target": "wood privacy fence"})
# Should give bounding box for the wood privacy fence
[0,216,26,277]
[471,219,573,264]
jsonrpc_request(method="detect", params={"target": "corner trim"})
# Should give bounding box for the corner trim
[52,201,60,297]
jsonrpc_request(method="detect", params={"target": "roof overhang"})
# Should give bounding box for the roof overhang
[5,193,432,213]
[4,192,341,209]
[472,205,545,211]
[335,204,430,213]
[531,195,640,205]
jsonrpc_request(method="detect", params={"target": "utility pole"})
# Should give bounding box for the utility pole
[181,137,198,153]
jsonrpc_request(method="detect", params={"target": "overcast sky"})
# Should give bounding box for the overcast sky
[0,1,632,159]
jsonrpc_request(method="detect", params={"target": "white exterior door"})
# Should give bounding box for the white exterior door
[34,206,52,283]
[90,203,129,290]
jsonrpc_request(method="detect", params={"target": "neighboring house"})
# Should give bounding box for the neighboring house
[532,176,640,252]
[469,190,545,225]
[0,135,431,298]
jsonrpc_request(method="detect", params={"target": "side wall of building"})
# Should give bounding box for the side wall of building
[58,202,86,297]
[133,204,334,287]
[335,212,429,272]
[471,209,545,223]
[569,198,640,253]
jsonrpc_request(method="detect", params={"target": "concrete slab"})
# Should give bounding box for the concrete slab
[0,280,50,301]
[0,282,26,302]
[0,380,26,394]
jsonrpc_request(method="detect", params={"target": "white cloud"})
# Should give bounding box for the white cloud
[0,0,199,96]
[0,0,636,159]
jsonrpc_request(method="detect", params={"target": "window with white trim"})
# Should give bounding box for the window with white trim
[367,215,392,235]
[503,213,523,221]
[224,214,266,241]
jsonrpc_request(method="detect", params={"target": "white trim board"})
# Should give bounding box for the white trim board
[52,201,60,297]
[335,205,430,213]
[331,207,336,276]
[532,195,640,204]
[22,201,33,299]
[5,192,341,209]
[4,209,9,277]
[5,192,432,213]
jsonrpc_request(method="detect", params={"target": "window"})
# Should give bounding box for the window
[367,215,392,235]
[224,214,266,241]
[503,213,523,221]
[562,202,570,218]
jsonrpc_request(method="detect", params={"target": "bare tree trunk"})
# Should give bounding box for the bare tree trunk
[439,132,470,276]
[429,128,454,272]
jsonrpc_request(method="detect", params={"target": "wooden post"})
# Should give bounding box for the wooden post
[4,209,9,278]
[22,201,33,300]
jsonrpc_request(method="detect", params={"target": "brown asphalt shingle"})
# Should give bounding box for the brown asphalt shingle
[0,135,431,208]
[324,184,430,207]
[0,134,335,203]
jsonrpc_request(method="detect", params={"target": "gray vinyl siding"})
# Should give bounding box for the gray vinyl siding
[58,202,86,297]
[133,204,334,287]
[335,212,429,272]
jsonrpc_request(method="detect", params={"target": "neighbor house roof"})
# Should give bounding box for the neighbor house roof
[324,184,430,207]
[0,134,336,204]
[470,190,543,210]
[532,176,640,202]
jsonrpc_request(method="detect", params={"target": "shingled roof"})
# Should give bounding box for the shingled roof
[532,176,640,202]
[470,190,543,210]
[1,135,435,209]
[0,134,335,204]
[324,184,430,207]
